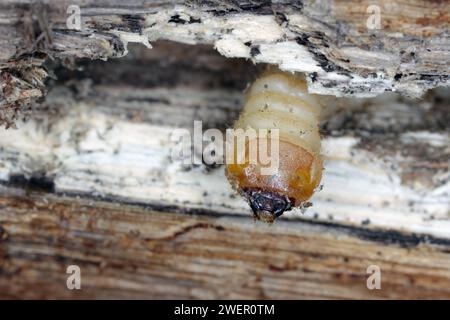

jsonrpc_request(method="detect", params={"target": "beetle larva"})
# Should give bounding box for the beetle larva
[226,67,323,223]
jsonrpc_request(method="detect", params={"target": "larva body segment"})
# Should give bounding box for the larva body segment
[226,68,323,222]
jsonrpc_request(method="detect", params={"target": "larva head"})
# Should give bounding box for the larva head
[245,189,292,223]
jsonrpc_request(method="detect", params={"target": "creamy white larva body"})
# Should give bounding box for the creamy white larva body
[226,68,323,222]
[237,70,322,155]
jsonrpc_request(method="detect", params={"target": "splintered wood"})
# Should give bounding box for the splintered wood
[0,1,449,127]
[0,1,449,299]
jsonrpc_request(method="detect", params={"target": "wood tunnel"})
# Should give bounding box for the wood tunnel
[0,1,449,299]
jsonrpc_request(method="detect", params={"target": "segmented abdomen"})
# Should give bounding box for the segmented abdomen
[226,68,323,221]
[236,69,322,156]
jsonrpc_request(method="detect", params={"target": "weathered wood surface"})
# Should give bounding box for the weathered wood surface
[0,42,448,299]
[1,0,450,127]
[1,187,450,299]
[0,1,448,299]
[1,42,448,239]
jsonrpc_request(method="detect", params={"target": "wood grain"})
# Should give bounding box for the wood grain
[0,187,449,299]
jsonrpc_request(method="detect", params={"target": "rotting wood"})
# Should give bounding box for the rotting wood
[0,1,449,127]
[0,3,448,299]
[0,187,449,299]
[0,42,448,241]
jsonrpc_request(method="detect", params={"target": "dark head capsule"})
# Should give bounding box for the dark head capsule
[245,189,293,223]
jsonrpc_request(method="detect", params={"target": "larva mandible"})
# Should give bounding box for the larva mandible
[226,67,323,223]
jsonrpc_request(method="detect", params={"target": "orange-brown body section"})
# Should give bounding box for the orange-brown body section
[226,68,323,209]
[226,139,322,206]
